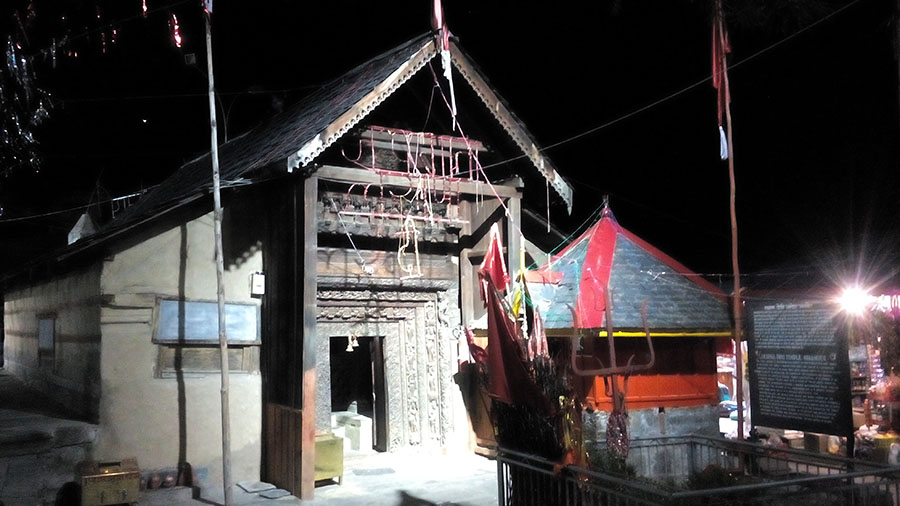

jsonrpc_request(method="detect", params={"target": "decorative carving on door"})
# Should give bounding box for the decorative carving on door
[316,288,459,451]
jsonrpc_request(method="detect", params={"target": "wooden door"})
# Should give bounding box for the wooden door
[371,336,387,452]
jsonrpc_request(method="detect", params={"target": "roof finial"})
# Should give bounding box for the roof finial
[431,0,445,33]
[431,0,457,130]
[601,194,615,219]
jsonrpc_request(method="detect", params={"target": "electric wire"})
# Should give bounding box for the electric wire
[55,84,326,105]
[2,0,867,282]
[12,0,193,58]
[478,0,865,172]
[0,188,154,223]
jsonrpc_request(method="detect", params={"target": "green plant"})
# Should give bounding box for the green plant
[587,448,636,477]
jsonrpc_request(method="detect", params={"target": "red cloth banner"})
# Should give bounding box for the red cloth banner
[479,223,510,302]
[483,275,550,412]
[711,0,731,127]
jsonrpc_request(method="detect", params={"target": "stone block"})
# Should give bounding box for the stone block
[333,411,373,451]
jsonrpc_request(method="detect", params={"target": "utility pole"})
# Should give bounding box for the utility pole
[204,6,233,505]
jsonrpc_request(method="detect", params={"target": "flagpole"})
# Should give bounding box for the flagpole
[717,0,745,441]
[204,7,234,504]
[711,0,744,442]
[724,70,744,442]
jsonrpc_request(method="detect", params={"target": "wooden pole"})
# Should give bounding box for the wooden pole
[204,13,233,505]
[722,38,745,442]
[300,176,318,498]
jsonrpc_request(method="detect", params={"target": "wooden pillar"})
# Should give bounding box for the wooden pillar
[459,200,475,327]
[300,175,318,499]
[507,188,522,283]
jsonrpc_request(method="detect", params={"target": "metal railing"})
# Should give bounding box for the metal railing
[498,435,900,506]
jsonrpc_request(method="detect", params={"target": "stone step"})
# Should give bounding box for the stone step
[0,409,98,458]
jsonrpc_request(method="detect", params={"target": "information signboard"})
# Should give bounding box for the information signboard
[748,300,852,436]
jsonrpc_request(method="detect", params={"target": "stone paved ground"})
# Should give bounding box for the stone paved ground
[301,450,497,506]
[185,451,498,506]
[0,369,497,506]
[0,370,98,506]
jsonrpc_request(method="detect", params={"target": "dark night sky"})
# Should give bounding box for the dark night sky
[1,0,899,291]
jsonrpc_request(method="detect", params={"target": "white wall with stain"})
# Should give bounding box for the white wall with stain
[97,211,262,500]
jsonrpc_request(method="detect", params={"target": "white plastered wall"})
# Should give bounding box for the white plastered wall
[3,264,102,419]
[97,211,262,500]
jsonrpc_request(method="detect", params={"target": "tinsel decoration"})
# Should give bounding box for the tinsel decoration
[605,409,629,459]
[1,36,53,175]
[169,13,182,48]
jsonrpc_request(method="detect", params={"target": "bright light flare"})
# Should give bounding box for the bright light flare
[838,287,874,315]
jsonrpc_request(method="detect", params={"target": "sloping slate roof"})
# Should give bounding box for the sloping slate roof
[531,239,589,329]
[606,234,731,330]
[112,34,435,231]
[531,218,731,331]
[5,32,578,283]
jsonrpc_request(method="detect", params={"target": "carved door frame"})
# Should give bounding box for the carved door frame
[317,290,454,450]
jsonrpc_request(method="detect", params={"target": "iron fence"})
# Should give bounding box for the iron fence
[498,435,900,506]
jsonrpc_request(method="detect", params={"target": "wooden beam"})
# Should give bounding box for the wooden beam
[449,42,573,212]
[458,203,507,251]
[300,175,318,499]
[317,165,521,199]
[288,40,437,169]
[541,329,733,338]
[360,126,487,152]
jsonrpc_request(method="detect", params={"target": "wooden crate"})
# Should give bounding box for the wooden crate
[77,458,140,506]
[314,432,343,484]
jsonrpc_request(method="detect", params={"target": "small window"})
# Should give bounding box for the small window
[38,316,55,367]
[153,299,260,344]
[156,345,259,378]
[152,299,260,377]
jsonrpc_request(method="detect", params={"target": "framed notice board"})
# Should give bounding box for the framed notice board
[153,299,260,344]
[747,299,852,436]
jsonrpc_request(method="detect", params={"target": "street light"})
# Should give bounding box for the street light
[838,286,874,315]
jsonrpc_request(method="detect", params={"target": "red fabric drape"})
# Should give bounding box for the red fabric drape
[464,326,488,364]
[477,222,549,411]
[711,0,731,127]
[479,224,510,302]
[483,275,550,412]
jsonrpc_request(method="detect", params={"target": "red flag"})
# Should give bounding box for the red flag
[482,274,551,412]
[712,0,730,159]
[478,223,509,302]
[464,327,488,364]
[711,0,730,127]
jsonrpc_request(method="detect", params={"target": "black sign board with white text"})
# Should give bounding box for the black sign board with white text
[748,300,852,436]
